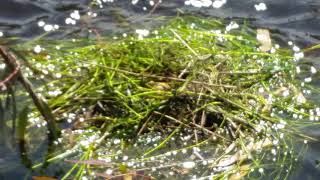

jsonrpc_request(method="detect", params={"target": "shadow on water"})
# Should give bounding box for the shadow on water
[0,101,62,179]
[0,0,320,179]
[289,123,320,180]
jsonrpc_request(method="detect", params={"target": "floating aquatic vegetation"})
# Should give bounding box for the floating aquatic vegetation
[3,15,320,179]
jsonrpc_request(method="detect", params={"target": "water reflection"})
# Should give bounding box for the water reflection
[0,0,319,43]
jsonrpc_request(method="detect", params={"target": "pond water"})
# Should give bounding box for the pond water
[0,0,320,179]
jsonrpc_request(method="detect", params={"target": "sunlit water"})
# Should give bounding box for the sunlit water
[0,0,320,179]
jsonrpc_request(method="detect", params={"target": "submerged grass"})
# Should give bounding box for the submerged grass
[2,16,320,179]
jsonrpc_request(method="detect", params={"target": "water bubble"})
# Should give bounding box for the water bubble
[294,52,304,61]
[65,18,76,25]
[44,24,54,32]
[304,77,312,83]
[309,116,315,121]
[280,133,284,138]
[276,123,285,129]
[185,0,216,8]
[226,21,239,31]
[282,89,290,97]
[136,29,150,40]
[0,63,6,69]
[70,10,81,20]
[106,169,113,175]
[80,139,90,147]
[54,24,60,30]
[123,156,128,161]
[38,21,45,27]
[34,45,42,54]
[114,139,121,144]
[258,168,264,173]
[182,161,196,169]
[79,117,85,122]
[292,45,300,52]
[212,0,226,8]
[132,0,139,5]
[172,150,177,155]
[254,3,267,11]
[67,119,72,123]
[270,47,276,54]
[311,66,317,74]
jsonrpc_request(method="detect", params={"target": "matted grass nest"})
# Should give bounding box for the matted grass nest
[5,16,320,179]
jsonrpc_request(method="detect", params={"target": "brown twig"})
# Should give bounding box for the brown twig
[137,114,153,136]
[153,111,229,141]
[191,113,199,143]
[96,172,154,180]
[148,0,161,16]
[0,46,60,139]
[0,57,20,90]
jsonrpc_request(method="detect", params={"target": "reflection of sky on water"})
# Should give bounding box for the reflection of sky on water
[0,0,319,44]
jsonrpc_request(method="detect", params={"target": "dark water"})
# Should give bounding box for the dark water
[0,0,320,179]
[1,0,320,44]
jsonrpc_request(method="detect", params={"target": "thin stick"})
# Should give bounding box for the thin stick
[193,88,205,142]
[148,0,161,16]
[153,111,229,141]
[218,71,265,75]
[0,58,20,90]
[138,114,153,136]
[192,114,199,143]
[0,46,59,139]
[170,29,201,79]
[170,29,199,57]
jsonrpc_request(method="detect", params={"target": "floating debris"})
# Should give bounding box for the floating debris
[256,29,272,52]
[5,15,318,179]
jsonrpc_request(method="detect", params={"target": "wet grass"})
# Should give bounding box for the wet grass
[2,15,320,179]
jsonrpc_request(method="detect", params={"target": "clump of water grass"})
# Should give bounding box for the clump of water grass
[5,16,320,179]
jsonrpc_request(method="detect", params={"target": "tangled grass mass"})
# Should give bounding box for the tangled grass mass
[2,16,319,179]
